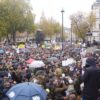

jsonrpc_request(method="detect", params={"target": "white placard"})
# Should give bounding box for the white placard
[32,96,40,100]
[8,91,15,98]
[62,60,67,67]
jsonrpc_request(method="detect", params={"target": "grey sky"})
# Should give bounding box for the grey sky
[30,0,96,27]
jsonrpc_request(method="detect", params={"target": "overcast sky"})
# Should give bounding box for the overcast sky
[30,0,96,27]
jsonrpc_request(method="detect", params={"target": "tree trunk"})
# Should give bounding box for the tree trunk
[12,32,16,43]
[6,34,10,43]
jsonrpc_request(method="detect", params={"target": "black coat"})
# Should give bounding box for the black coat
[82,67,100,100]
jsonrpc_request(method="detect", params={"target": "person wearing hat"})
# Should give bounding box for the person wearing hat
[52,68,68,100]
[81,57,100,100]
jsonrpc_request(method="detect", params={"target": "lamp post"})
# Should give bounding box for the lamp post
[71,23,72,47]
[61,9,64,51]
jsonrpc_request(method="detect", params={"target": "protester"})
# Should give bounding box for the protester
[81,57,100,100]
[0,42,100,100]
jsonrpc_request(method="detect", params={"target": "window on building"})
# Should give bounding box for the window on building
[99,9,100,18]
[99,24,100,29]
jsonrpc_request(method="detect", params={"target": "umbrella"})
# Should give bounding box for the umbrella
[29,60,45,68]
[6,82,47,100]
[0,49,5,54]
[26,58,34,64]
[94,49,100,54]
[35,70,46,76]
[18,44,25,49]
[53,45,60,50]
[86,46,97,53]
[48,57,58,62]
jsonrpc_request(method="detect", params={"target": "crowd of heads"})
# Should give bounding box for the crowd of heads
[0,42,100,100]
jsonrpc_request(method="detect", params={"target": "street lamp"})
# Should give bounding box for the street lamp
[71,23,72,47]
[61,9,64,51]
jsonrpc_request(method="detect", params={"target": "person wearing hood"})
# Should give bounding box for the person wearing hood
[81,57,100,100]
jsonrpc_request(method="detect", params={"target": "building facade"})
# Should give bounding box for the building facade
[92,0,100,41]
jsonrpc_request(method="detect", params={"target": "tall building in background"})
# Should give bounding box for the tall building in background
[92,0,100,41]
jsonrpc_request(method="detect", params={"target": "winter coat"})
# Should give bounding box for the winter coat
[82,58,100,100]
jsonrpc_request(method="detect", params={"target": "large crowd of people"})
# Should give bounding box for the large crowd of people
[0,42,100,100]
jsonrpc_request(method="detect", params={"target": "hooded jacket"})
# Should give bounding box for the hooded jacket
[82,57,100,100]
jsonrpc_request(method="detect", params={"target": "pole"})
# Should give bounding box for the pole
[61,9,64,51]
[71,23,72,47]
